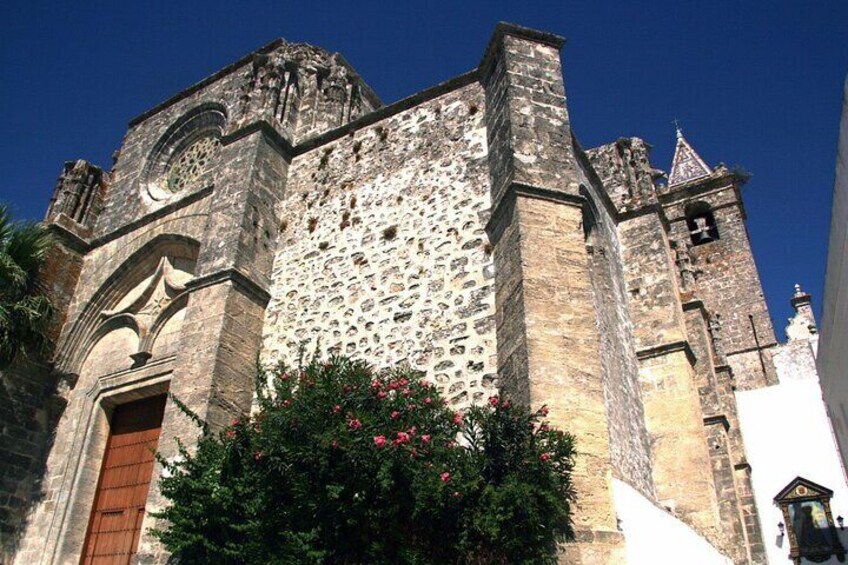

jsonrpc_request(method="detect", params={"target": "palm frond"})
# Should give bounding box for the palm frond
[0,203,55,368]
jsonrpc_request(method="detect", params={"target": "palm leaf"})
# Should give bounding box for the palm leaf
[0,203,55,368]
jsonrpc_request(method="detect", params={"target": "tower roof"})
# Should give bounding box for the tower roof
[668,127,712,186]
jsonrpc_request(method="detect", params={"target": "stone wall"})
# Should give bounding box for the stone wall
[6,22,789,565]
[0,361,58,562]
[662,176,778,390]
[579,160,654,499]
[818,76,848,474]
[261,83,497,408]
[0,180,94,560]
[96,40,378,240]
[683,301,753,564]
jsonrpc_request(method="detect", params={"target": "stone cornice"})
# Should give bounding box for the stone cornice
[128,39,286,128]
[733,461,752,472]
[294,71,478,156]
[47,222,91,254]
[184,268,271,307]
[657,171,747,218]
[703,414,731,432]
[88,185,214,250]
[636,339,696,365]
[485,181,585,243]
[222,120,295,158]
[682,298,707,312]
[479,22,566,79]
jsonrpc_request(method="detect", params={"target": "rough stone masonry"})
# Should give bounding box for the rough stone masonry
[1,22,784,564]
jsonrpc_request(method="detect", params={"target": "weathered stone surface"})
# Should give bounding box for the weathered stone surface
[5,21,793,565]
[661,171,778,390]
[261,83,496,408]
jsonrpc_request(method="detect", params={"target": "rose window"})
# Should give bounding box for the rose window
[165,136,220,193]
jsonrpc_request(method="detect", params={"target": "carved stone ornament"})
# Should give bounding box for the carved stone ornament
[673,240,697,290]
[708,313,727,365]
[98,256,193,366]
[164,136,221,193]
[774,476,846,564]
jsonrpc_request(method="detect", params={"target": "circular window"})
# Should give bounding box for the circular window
[165,136,221,193]
[141,104,227,202]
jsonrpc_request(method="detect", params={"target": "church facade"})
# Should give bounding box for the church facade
[2,22,844,564]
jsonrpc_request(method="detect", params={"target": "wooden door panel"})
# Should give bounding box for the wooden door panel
[81,395,166,565]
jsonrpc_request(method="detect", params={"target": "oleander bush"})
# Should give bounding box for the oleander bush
[154,356,575,564]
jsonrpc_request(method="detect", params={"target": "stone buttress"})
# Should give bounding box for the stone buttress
[480,24,626,562]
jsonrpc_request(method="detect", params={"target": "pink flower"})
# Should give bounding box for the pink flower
[280,372,290,381]
[539,424,550,432]
[283,399,291,408]
[401,388,412,397]
[396,431,411,444]
[373,435,387,449]
[501,400,510,409]
[440,472,451,483]
[348,418,362,430]
[424,397,432,405]
[225,429,235,440]
[540,453,551,462]
[377,390,388,400]
[231,418,240,427]
[489,396,499,407]
[371,380,382,390]
[254,451,264,461]
[399,378,409,387]
[539,406,549,417]
[408,426,417,436]
[420,379,431,388]
[390,411,400,420]
[453,412,463,425]
[333,404,342,414]
[421,434,431,444]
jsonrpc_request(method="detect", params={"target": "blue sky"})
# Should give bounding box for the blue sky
[1,0,846,337]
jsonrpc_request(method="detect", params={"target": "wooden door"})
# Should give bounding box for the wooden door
[81,395,167,565]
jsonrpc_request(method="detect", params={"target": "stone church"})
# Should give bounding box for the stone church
[2,22,845,564]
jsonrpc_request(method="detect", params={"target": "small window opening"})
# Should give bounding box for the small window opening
[685,202,719,246]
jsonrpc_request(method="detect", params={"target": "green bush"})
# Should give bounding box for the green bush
[154,356,575,564]
[0,204,54,368]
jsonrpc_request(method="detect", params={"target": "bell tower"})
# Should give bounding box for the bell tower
[660,128,778,390]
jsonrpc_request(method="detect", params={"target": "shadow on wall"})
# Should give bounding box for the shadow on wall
[0,358,70,561]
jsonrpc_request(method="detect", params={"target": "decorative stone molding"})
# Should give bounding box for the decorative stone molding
[46,160,106,235]
[140,103,226,202]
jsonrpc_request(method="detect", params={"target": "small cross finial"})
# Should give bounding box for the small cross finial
[794,283,803,296]
[673,119,683,139]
